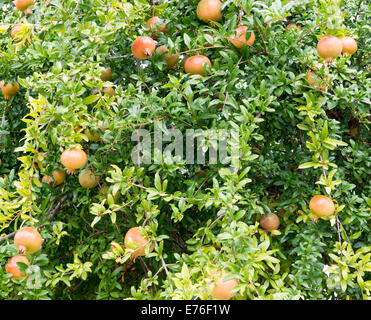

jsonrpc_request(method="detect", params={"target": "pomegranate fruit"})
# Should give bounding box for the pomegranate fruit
[42,175,52,184]
[306,62,330,91]
[146,16,167,34]
[0,81,19,100]
[102,87,115,97]
[11,25,22,39]
[14,226,42,254]
[52,168,66,185]
[309,195,335,218]
[14,0,35,12]
[43,168,66,186]
[317,35,343,62]
[84,128,101,142]
[340,37,357,56]
[131,36,156,60]
[229,26,255,49]
[124,227,154,259]
[6,255,29,279]
[184,55,211,76]
[197,0,223,22]
[100,67,112,81]
[260,212,280,231]
[155,45,179,69]
[208,271,238,300]
[78,168,99,189]
[286,23,301,32]
[60,146,87,174]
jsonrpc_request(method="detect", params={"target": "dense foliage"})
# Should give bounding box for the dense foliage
[0,0,370,300]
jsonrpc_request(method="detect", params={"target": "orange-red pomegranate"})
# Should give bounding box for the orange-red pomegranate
[309,195,335,218]
[0,81,19,100]
[306,62,330,91]
[317,36,343,62]
[124,227,154,259]
[60,147,87,174]
[14,0,35,12]
[260,212,280,231]
[6,255,30,279]
[340,37,357,56]
[14,226,42,254]
[78,169,99,188]
[184,55,211,76]
[155,45,179,69]
[208,271,238,300]
[131,36,156,60]
[197,0,223,22]
[229,26,255,48]
[146,16,167,34]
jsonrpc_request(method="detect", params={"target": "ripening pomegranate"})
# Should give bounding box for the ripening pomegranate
[60,147,87,174]
[11,25,22,39]
[14,226,42,254]
[42,168,66,186]
[286,23,301,32]
[0,81,19,100]
[146,16,167,34]
[84,128,101,142]
[100,67,112,81]
[6,255,29,279]
[102,87,115,97]
[184,55,212,76]
[340,37,357,56]
[78,169,99,189]
[317,35,343,62]
[42,175,52,184]
[306,62,330,91]
[131,36,156,60]
[228,26,255,49]
[260,212,280,231]
[309,195,335,218]
[52,168,66,185]
[124,227,154,259]
[197,0,223,22]
[208,271,238,300]
[14,0,35,12]
[155,45,179,69]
